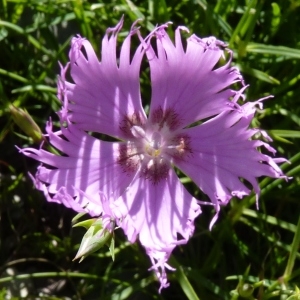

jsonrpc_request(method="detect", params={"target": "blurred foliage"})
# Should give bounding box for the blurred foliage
[1,0,300,299]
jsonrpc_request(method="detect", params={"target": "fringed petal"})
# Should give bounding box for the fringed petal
[59,17,146,139]
[144,24,243,128]
[112,168,201,289]
[20,122,135,215]
[175,102,287,226]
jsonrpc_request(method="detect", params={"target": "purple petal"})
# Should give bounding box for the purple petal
[112,168,201,290]
[174,102,287,227]
[59,17,146,139]
[145,25,243,128]
[21,121,135,216]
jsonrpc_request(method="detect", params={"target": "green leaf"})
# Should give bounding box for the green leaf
[72,212,87,224]
[73,219,97,230]
[270,2,281,35]
[269,130,300,138]
[236,64,280,84]
[0,20,54,55]
[169,255,200,300]
[229,0,258,46]
[246,43,300,59]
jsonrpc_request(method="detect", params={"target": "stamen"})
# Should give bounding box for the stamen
[131,125,146,139]
[145,131,163,157]
[150,132,162,150]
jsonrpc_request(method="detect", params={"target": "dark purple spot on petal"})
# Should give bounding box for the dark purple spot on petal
[120,111,145,138]
[150,107,181,131]
[140,158,170,184]
[117,143,140,174]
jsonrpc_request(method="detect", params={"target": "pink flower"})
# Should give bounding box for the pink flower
[21,17,286,291]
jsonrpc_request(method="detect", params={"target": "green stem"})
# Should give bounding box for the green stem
[169,255,200,300]
[283,215,300,281]
[0,68,28,83]
[0,272,100,283]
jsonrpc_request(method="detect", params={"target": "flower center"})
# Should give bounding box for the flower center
[130,126,164,158]
[118,108,192,184]
[145,132,162,157]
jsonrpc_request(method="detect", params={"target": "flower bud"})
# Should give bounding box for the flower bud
[238,283,254,298]
[73,218,115,262]
[10,105,43,143]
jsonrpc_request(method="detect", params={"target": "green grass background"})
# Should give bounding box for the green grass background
[1,0,300,299]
